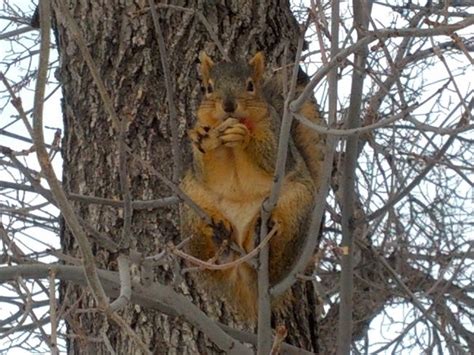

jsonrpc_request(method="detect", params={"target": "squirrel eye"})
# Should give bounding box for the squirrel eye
[206,82,214,94]
[246,79,254,93]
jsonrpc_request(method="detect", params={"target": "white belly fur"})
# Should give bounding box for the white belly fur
[204,149,271,247]
[218,197,263,248]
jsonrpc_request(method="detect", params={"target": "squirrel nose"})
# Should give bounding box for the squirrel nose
[222,99,236,113]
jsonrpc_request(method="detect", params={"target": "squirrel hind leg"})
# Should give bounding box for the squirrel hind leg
[198,263,258,322]
[232,264,258,320]
[294,101,326,185]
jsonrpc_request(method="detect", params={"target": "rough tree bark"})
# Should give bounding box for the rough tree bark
[55,0,319,353]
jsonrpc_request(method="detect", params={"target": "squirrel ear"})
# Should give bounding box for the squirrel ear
[249,52,265,82]
[199,51,214,83]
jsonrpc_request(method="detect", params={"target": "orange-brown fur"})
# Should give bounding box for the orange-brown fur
[180,51,325,319]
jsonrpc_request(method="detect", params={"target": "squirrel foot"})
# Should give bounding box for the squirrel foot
[210,217,233,246]
[254,214,281,239]
[208,217,235,264]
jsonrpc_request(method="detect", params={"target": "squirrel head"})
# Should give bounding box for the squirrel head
[198,51,267,122]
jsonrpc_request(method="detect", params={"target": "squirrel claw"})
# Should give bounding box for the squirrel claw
[189,125,221,152]
[210,218,233,245]
[254,215,281,237]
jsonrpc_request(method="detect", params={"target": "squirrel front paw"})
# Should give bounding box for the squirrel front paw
[188,125,221,153]
[189,118,250,153]
[205,217,235,263]
[209,217,233,246]
[220,122,250,148]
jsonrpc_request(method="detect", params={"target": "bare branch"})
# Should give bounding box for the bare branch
[0,264,252,355]
[336,1,371,353]
[33,0,108,307]
[148,0,182,181]
[109,255,131,312]
[48,269,59,355]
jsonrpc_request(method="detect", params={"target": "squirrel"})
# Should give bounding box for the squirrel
[180,51,325,320]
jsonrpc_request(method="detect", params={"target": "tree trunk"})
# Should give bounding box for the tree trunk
[55,0,318,353]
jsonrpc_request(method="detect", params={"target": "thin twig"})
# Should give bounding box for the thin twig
[270,3,339,298]
[148,0,182,181]
[34,0,108,308]
[48,269,59,355]
[0,72,33,136]
[16,278,54,350]
[136,157,211,224]
[0,280,33,340]
[365,131,458,223]
[68,194,179,209]
[100,320,117,355]
[172,224,278,270]
[0,25,34,40]
[337,1,371,353]
[363,242,469,354]
[293,103,418,136]
[290,16,474,114]
[54,1,121,132]
[118,115,133,249]
[109,255,132,312]
[257,31,305,355]
[270,325,288,355]
[0,146,55,204]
